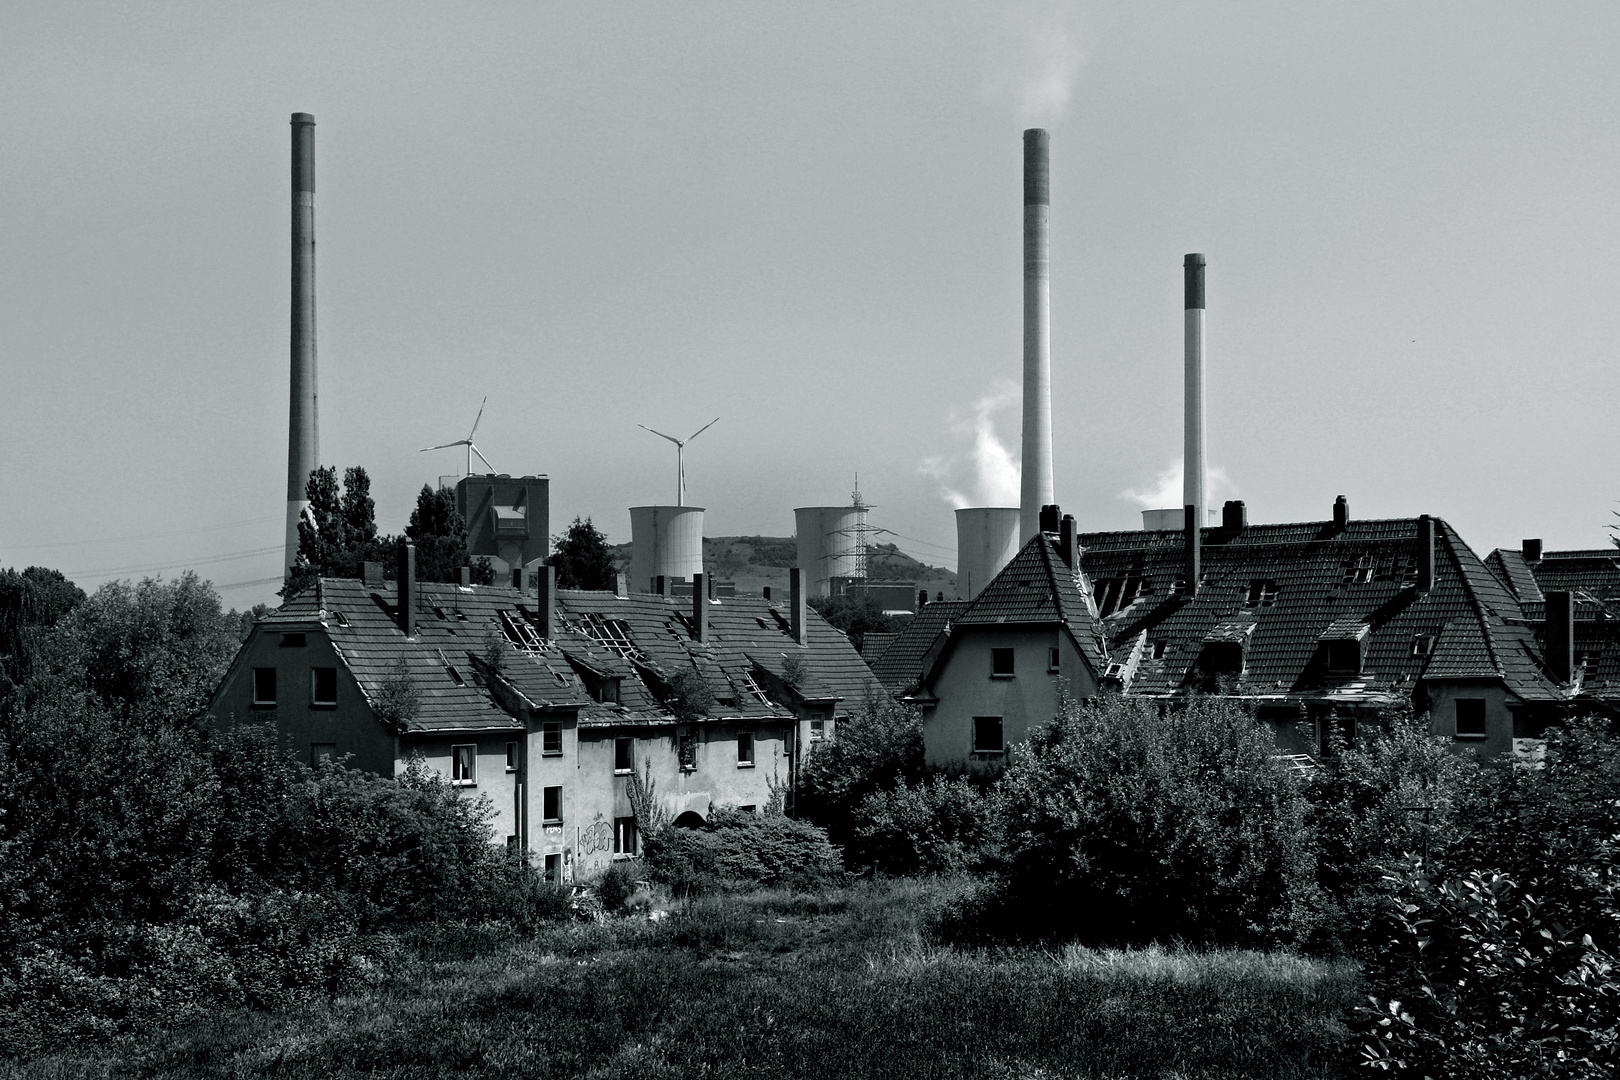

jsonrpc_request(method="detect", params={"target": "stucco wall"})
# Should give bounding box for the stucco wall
[396,731,524,845]
[922,626,1098,770]
[209,622,395,775]
[1424,679,1517,760]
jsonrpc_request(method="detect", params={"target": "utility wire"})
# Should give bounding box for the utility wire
[215,575,286,591]
[67,545,283,580]
[3,515,281,551]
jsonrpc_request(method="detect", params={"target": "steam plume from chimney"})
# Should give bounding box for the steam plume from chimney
[285,113,319,578]
[1019,128,1053,542]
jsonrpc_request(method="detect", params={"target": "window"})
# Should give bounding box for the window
[544,853,561,882]
[738,804,757,814]
[1151,640,1168,660]
[1200,643,1244,674]
[1048,647,1061,672]
[1411,635,1435,657]
[678,731,696,771]
[737,731,755,767]
[542,785,562,823]
[310,743,336,766]
[1244,580,1279,608]
[506,741,519,772]
[614,816,638,856]
[991,648,1015,677]
[446,665,465,686]
[279,633,306,648]
[252,667,277,705]
[810,718,825,741]
[451,744,477,785]
[596,678,621,705]
[1455,698,1487,738]
[542,721,563,756]
[972,716,1004,755]
[1324,640,1360,673]
[311,667,337,706]
[615,737,634,774]
[1342,556,1375,585]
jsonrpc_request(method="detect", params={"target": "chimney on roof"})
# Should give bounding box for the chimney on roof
[790,567,807,645]
[1039,504,1060,534]
[692,573,708,642]
[654,575,669,598]
[918,589,929,608]
[362,561,383,587]
[1183,505,1201,597]
[1333,495,1349,532]
[1184,254,1207,538]
[614,572,627,598]
[1222,500,1247,531]
[396,541,417,636]
[1020,129,1054,543]
[511,566,526,593]
[536,564,555,639]
[1523,538,1543,563]
[1059,514,1077,569]
[459,566,471,588]
[1545,589,1575,684]
[762,585,772,601]
[1417,515,1436,593]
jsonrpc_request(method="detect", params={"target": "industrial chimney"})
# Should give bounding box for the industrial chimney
[1019,129,1054,543]
[1183,254,1206,539]
[284,113,319,578]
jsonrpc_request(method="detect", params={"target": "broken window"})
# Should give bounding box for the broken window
[1455,698,1486,737]
[1243,580,1279,608]
[1151,641,1168,659]
[542,721,563,756]
[506,741,519,772]
[311,667,337,706]
[1199,642,1244,675]
[737,731,755,767]
[1048,647,1061,672]
[1342,556,1375,585]
[543,785,562,823]
[991,648,1015,677]
[614,816,638,856]
[452,744,477,785]
[678,731,697,771]
[279,633,306,648]
[1324,640,1360,674]
[252,668,276,706]
[1411,634,1435,657]
[972,716,1004,755]
[583,614,645,661]
[810,718,825,741]
[615,737,634,774]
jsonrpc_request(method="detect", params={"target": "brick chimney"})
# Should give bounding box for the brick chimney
[1058,514,1077,569]
[396,542,417,637]
[1417,515,1436,593]
[1522,538,1543,563]
[692,573,707,642]
[363,561,384,587]
[458,566,471,588]
[1545,589,1574,684]
[614,572,627,598]
[790,567,807,645]
[536,565,554,640]
[511,566,526,592]
[1039,504,1060,534]
[1333,495,1348,532]
[1222,500,1247,531]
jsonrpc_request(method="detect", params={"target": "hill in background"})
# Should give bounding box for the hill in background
[605,536,958,601]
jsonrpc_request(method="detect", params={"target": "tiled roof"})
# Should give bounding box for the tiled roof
[1500,546,1620,702]
[1484,549,1544,606]
[276,578,592,733]
[951,533,1109,670]
[867,600,968,694]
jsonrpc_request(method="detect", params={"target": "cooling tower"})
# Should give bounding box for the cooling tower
[956,507,1020,599]
[630,506,704,593]
[794,505,866,599]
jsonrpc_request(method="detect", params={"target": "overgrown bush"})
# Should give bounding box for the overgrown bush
[798,695,925,850]
[644,809,844,896]
[595,861,641,914]
[850,774,994,875]
[975,693,1317,947]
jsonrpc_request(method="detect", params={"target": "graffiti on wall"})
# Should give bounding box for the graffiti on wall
[579,816,613,856]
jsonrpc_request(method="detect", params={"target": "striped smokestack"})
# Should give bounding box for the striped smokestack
[285,112,319,578]
[1019,128,1053,543]
[1183,254,1206,541]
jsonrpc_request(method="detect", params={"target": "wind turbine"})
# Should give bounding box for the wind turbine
[638,417,720,506]
[420,396,496,477]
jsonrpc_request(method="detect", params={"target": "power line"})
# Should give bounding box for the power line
[215,575,285,591]
[67,545,283,580]
[3,515,281,551]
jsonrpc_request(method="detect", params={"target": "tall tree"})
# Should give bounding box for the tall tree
[551,517,617,589]
[406,485,493,584]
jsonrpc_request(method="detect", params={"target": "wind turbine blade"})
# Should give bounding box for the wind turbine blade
[470,444,496,472]
[685,417,721,442]
[638,424,683,446]
[468,395,488,440]
[421,440,470,452]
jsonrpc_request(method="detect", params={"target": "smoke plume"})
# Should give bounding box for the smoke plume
[919,382,1022,509]
[984,2,1087,126]
[1121,458,1236,512]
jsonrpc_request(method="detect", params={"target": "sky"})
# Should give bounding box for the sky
[3,2,1618,609]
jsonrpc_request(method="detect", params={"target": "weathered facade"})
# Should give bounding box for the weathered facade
[209,560,881,880]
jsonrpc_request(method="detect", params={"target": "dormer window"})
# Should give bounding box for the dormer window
[1324,640,1360,673]
[1411,634,1435,657]
[1198,642,1244,675]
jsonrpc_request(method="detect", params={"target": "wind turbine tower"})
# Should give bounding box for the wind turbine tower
[638,418,719,506]
[420,397,497,477]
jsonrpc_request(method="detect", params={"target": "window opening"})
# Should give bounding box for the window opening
[972,716,1004,754]
[582,614,645,662]
[1455,698,1487,737]
[615,737,634,773]
[252,668,277,705]
[279,633,306,648]
[1324,640,1360,674]
[506,741,519,772]
[991,648,1015,677]
[542,785,562,823]
[451,744,477,785]
[332,611,349,626]
[614,816,639,856]
[310,743,336,766]
[1411,634,1435,657]
[311,667,337,705]
[810,718,825,741]
[737,731,755,767]
[541,721,563,755]
[1048,647,1061,672]
[1243,580,1279,608]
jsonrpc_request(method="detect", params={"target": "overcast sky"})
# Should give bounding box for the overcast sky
[4,2,1618,608]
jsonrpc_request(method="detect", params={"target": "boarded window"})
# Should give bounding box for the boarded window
[542,721,562,756]
[737,731,755,767]
[543,785,562,822]
[973,716,1004,754]
[452,744,477,785]
[252,668,277,705]
[991,648,1015,676]
[311,667,337,705]
[1455,698,1487,737]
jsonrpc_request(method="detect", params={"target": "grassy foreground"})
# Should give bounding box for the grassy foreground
[9,878,1362,1079]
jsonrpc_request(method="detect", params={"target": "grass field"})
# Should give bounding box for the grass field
[8,878,1363,1079]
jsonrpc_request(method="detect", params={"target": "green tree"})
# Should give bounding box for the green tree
[798,695,926,847]
[285,466,393,596]
[808,590,908,652]
[551,516,617,589]
[406,485,490,584]
[0,566,85,705]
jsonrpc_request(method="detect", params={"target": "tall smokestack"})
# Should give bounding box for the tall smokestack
[284,113,319,578]
[1184,254,1206,533]
[1019,129,1053,543]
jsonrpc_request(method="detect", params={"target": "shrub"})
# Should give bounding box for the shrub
[797,695,925,847]
[595,861,641,914]
[850,774,993,875]
[982,693,1317,947]
[644,809,843,896]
